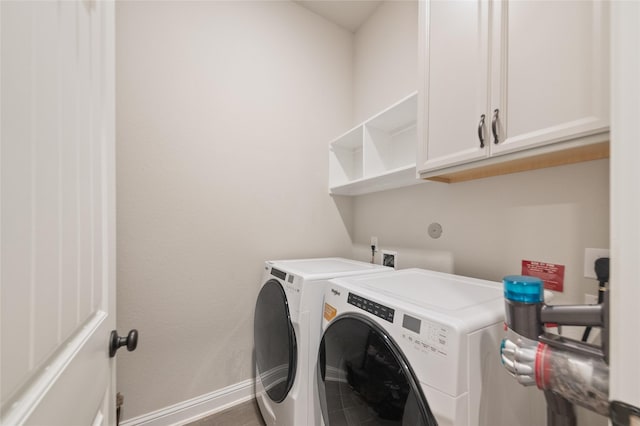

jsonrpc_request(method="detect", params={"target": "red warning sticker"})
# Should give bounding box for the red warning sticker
[521,260,565,292]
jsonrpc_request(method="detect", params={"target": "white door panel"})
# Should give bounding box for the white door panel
[610,0,640,414]
[1,0,116,424]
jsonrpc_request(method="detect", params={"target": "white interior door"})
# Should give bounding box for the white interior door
[1,1,116,425]
[610,0,640,418]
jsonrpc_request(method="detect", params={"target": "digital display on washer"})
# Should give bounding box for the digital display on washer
[402,314,421,334]
[348,292,394,323]
[270,268,286,280]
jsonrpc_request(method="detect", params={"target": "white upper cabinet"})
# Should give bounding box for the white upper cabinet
[490,0,609,155]
[417,0,610,179]
[418,0,490,171]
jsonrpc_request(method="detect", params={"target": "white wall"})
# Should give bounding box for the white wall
[353,1,418,123]
[351,161,610,303]
[116,1,354,419]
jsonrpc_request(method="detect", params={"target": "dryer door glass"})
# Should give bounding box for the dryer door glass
[254,279,297,403]
[317,315,437,426]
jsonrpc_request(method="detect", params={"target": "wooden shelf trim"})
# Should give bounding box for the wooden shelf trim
[424,141,610,184]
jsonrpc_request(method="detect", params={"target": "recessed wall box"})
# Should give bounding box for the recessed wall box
[381,250,398,269]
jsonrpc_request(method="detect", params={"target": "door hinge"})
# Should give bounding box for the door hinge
[116,392,124,426]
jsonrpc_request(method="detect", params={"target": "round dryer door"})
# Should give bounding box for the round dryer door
[254,279,297,403]
[317,314,437,426]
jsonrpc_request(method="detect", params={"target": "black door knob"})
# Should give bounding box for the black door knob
[109,329,138,358]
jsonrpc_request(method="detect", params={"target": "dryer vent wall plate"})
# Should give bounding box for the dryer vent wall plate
[381,250,398,269]
[428,223,443,239]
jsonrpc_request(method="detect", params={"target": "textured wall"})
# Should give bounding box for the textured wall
[116,1,354,419]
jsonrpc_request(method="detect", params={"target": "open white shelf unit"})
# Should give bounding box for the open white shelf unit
[329,92,423,196]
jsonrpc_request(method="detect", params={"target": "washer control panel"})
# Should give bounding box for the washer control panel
[401,318,449,358]
[348,292,394,323]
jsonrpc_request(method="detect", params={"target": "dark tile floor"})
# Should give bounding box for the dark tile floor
[185,399,266,426]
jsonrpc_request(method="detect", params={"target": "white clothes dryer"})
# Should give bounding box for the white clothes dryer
[254,258,392,426]
[317,268,545,426]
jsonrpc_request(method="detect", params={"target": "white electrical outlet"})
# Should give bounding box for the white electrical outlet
[370,236,378,251]
[583,248,610,279]
[584,293,598,305]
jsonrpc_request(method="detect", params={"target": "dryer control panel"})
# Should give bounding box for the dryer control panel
[348,292,395,323]
[270,267,287,280]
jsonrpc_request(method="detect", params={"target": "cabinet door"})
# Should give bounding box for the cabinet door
[417,0,490,173]
[490,0,609,156]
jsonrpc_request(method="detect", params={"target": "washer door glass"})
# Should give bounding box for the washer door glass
[317,315,438,426]
[254,279,297,403]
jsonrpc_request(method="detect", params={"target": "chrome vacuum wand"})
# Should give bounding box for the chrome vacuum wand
[500,270,610,426]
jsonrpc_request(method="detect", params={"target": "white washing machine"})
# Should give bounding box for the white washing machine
[253,258,392,426]
[317,268,545,426]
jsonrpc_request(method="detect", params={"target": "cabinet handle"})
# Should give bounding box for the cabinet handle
[477,114,486,148]
[492,109,500,144]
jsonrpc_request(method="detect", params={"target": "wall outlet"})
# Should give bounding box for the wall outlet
[370,236,378,252]
[381,250,397,269]
[583,248,610,279]
[584,293,598,305]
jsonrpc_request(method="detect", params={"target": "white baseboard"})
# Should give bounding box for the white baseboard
[120,378,255,426]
